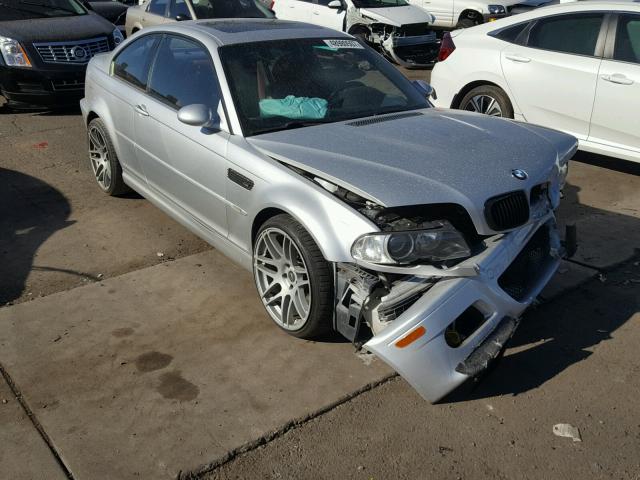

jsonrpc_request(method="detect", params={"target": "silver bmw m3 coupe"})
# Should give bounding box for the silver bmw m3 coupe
[80,19,577,402]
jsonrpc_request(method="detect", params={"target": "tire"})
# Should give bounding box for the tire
[456,17,477,29]
[253,214,333,339]
[87,118,129,196]
[458,85,514,119]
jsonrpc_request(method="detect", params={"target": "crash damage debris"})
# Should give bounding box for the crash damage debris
[553,423,582,442]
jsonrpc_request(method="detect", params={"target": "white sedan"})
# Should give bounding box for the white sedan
[431,1,640,163]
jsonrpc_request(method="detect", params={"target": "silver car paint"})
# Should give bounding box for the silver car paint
[248,109,575,235]
[81,19,578,402]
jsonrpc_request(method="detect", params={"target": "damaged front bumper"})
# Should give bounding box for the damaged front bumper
[381,32,440,68]
[339,214,563,403]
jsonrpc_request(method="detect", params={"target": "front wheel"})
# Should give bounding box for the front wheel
[458,85,514,119]
[253,214,333,339]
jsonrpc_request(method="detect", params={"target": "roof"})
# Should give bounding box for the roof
[187,19,352,46]
[534,0,640,12]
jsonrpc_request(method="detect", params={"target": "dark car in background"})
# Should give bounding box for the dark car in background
[0,0,123,109]
[85,0,136,29]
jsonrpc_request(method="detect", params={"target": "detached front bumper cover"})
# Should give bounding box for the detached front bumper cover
[363,217,562,403]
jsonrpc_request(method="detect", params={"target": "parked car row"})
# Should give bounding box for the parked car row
[1,0,558,110]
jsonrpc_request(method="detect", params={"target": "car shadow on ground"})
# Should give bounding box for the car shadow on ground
[0,168,75,305]
[455,256,639,402]
[446,154,640,402]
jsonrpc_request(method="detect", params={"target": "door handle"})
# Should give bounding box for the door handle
[312,10,319,14]
[135,104,149,116]
[601,73,634,85]
[504,54,531,63]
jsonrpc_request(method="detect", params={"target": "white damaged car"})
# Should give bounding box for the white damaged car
[81,20,577,402]
[273,0,440,67]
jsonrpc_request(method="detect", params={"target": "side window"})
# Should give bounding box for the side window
[112,34,159,89]
[168,0,191,18]
[147,0,169,16]
[614,14,640,64]
[148,35,221,110]
[527,13,604,56]
[490,22,529,44]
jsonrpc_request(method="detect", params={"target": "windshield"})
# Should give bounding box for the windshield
[0,0,87,19]
[220,38,429,137]
[190,0,275,19]
[351,0,408,8]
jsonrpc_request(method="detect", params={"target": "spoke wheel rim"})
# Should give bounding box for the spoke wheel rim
[464,94,503,117]
[254,227,312,331]
[88,126,112,190]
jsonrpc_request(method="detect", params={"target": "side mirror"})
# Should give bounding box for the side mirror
[327,0,342,9]
[177,104,220,130]
[412,79,435,99]
[175,13,191,21]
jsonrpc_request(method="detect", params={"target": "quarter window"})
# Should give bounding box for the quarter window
[147,0,169,15]
[112,34,159,89]
[527,13,604,56]
[148,35,221,110]
[491,22,529,44]
[614,14,640,64]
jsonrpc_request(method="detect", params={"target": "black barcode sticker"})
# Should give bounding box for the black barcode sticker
[323,39,364,49]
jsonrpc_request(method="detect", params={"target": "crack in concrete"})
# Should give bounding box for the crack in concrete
[176,374,399,480]
[0,362,75,480]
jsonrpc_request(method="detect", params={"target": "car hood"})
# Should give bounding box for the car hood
[89,2,128,24]
[359,6,434,26]
[0,12,114,43]
[248,108,576,233]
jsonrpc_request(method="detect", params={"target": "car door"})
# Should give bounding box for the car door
[108,33,161,183]
[588,12,640,155]
[142,0,171,27]
[415,0,452,28]
[274,0,313,23]
[310,0,346,31]
[500,12,606,141]
[134,34,230,236]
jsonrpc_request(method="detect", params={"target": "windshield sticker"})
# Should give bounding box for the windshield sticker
[323,39,365,50]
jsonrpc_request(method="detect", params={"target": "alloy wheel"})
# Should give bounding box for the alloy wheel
[254,227,312,330]
[88,126,112,190]
[464,94,503,116]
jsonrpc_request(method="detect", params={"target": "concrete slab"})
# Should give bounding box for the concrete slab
[0,251,392,480]
[0,376,67,480]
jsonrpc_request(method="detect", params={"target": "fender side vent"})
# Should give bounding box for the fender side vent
[347,112,423,127]
[228,168,254,191]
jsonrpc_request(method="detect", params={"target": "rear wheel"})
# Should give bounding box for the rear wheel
[87,118,129,196]
[253,214,333,339]
[459,85,514,119]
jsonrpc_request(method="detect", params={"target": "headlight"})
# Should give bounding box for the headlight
[0,36,32,68]
[351,222,471,265]
[488,4,506,14]
[112,28,124,46]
